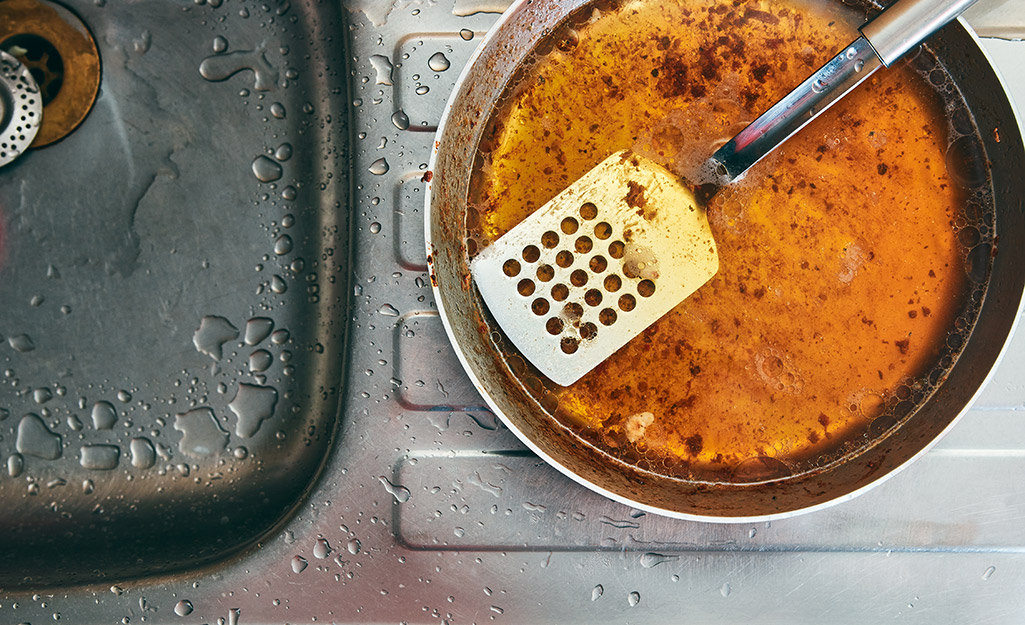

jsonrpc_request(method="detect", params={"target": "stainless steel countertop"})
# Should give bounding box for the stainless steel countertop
[2,1,1025,623]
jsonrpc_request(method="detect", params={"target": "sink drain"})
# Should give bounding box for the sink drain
[0,0,99,147]
[0,49,42,167]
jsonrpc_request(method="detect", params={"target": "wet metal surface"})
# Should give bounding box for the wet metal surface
[1,1,1025,623]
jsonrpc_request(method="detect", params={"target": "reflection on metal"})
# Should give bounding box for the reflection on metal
[0,49,41,167]
[0,0,99,146]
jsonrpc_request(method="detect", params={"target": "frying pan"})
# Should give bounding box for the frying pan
[425,0,1025,521]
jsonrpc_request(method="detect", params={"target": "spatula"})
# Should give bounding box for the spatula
[471,0,977,387]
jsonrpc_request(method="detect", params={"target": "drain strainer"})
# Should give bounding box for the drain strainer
[0,48,42,167]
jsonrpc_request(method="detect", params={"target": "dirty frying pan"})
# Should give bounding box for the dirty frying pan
[424,0,1025,521]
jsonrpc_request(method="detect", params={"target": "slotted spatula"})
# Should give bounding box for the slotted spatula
[471,0,977,387]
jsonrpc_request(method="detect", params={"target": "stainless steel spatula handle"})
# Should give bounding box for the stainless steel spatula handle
[705,0,979,186]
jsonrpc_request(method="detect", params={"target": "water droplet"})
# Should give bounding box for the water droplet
[244,317,274,345]
[369,157,390,175]
[47,263,60,278]
[291,555,308,573]
[811,78,826,93]
[212,36,228,53]
[627,591,640,607]
[591,585,603,601]
[314,538,332,559]
[193,316,239,360]
[271,329,290,344]
[67,414,83,431]
[82,479,95,494]
[8,334,35,352]
[233,446,248,459]
[91,401,117,429]
[379,476,411,503]
[415,85,430,95]
[720,582,732,597]
[274,143,293,162]
[7,452,24,477]
[130,437,156,469]
[640,552,678,568]
[174,600,194,617]
[490,606,504,615]
[200,46,279,91]
[17,414,62,459]
[274,234,293,255]
[252,155,283,183]
[748,528,757,539]
[391,110,410,130]
[30,294,44,306]
[248,349,272,373]
[428,52,451,72]
[117,389,132,403]
[854,59,865,72]
[80,445,120,470]
[369,54,394,85]
[110,585,124,596]
[459,28,474,41]
[379,303,400,317]
[347,538,361,554]
[174,407,229,457]
[983,565,996,580]
[369,222,382,234]
[453,526,466,537]
[33,387,52,404]
[228,383,278,437]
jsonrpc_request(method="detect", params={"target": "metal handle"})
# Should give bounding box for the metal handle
[861,0,979,67]
[704,0,977,186]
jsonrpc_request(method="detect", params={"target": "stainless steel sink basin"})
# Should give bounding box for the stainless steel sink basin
[0,0,349,587]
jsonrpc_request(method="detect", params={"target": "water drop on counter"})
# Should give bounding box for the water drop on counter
[8,334,35,352]
[193,316,239,360]
[7,453,24,477]
[200,47,279,91]
[244,317,274,345]
[640,552,678,568]
[174,600,194,617]
[91,400,117,430]
[428,52,451,72]
[252,155,283,183]
[415,85,430,95]
[228,383,279,437]
[130,437,156,469]
[80,445,120,470]
[314,538,332,559]
[983,566,996,580]
[67,414,83,431]
[591,585,603,601]
[379,304,400,317]
[369,54,394,85]
[369,222,381,234]
[379,476,411,503]
[16,414,62,459]
[117,389,132,403]
[627,591,641,607]
[369,157,390,175]
[274,235,293,255]
[174,408,229,457]
[391,110,410,130]
[274,143,293,162]
[33,387,52,404]
[720,582,732,597]
[271,275,287,294]
[248,349,272,373]
[233,446,248,459]
[347,538,361,554]
[291,555,308,573]
[459,28,474,41]
[270,102,286,118]
[213,36,228,53]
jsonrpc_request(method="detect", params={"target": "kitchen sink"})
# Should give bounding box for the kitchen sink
[2,0,1025,623]
[0,0,350,587]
